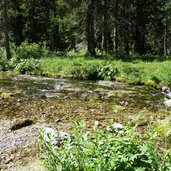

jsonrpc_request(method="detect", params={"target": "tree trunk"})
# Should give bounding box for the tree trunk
[134,0,146,55]
[86,0,96,56]
[3,0,11,60]
[12,0,23,45]
[164,22,168,56]
[102,0,108,53]
[113,0,118,53]
[123,1,130,55]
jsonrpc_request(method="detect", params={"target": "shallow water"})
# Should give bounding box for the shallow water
[0,72,166,170]
[0,73,162,109]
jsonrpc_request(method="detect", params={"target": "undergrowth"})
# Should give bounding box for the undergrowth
[39,57,171,88]
[39,122,171,171]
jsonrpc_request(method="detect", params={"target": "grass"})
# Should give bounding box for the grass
[1,42,171,88]
[37,56,171,88]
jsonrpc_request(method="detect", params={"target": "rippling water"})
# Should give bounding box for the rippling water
[0,73,163,109]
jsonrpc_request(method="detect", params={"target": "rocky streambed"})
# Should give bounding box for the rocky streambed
[0,73,167,170]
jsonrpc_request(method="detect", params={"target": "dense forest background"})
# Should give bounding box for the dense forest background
[1,0,171,58]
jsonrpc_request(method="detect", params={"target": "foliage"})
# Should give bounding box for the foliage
[1,0,171,56]
[0,47,6,59]
[2,44,171,88]
[0,43,43,73]
[0,59,10,71]
[38,56,171,88]
[11,42,48,60]
[14,58,40,74]
[0,47,9,71]
[39,122,171,171]
[98,64,119,81]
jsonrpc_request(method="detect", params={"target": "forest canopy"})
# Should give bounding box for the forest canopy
[0,0,171,57]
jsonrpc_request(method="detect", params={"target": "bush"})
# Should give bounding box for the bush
[15,58,40,74]
[12,42,48,60]
[57,58,102,80]
[98,64,119,80]
[0,60,10,71]
[0,47,6,59]
[39,122,171,171]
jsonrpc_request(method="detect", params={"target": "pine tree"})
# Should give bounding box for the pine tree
[2,0,11,59]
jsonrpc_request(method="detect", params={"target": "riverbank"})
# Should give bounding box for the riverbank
[38,57,171,88]
[1,44,171,89]
[2,56,171,88]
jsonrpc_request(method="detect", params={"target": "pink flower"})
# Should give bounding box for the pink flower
[120,101,125,105]
[162,86,168,91]
[64,96,69,99]
[162,86,170,94]
[119,101,128,106]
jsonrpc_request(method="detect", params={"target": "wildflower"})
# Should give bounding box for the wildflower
[125,101,128,106]
[162,86,171,99]
[120,101,125,105]
[162,86,170,94]
[106,123,124,132]
[64,96,69,99]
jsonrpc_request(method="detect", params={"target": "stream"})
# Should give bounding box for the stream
[0,72,165,170]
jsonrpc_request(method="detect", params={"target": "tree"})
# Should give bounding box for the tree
[102,0,108,53]
[9,0,23,45]
[1,0,171,56]
[86,0,96,56]
[113,0,119,52]
[134,0,146,54]
[2,0,11,59]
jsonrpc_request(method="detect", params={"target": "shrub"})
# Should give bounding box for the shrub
[12,42,48,60]
[0,59,10,71]
[59,58,102,80]
[98,64,119,80]
[38,122,171,171]
[0,47,6,59]
[15,58,40,74]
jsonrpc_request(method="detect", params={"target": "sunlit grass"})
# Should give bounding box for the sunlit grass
[38,56,171,88]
